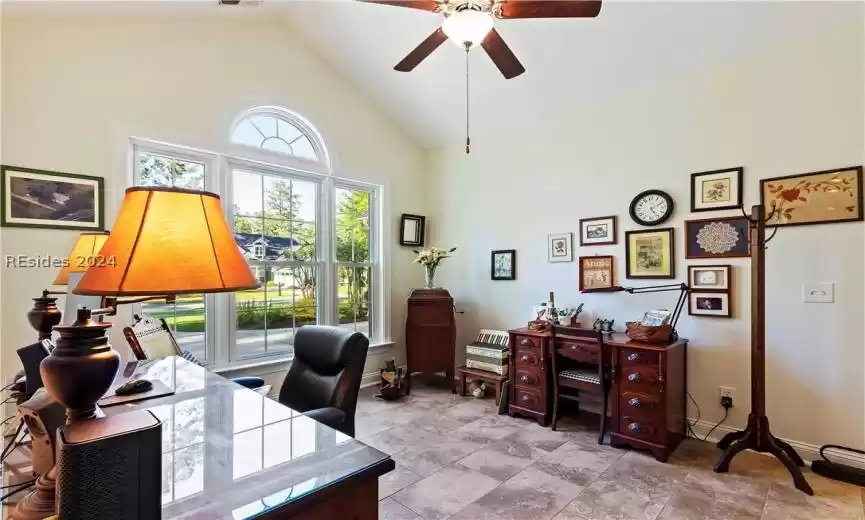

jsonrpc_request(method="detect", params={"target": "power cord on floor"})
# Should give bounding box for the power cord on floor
[701,407,729,442]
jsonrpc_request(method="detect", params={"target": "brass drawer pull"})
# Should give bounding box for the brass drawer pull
[628,373,642,383]
[628,397,643,408]
[627,352,641,362]
[520,338,533,346]
[628,421,645,433]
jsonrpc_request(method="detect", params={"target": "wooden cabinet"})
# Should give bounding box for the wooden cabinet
[507,328,687,462]
[405,289,456,394]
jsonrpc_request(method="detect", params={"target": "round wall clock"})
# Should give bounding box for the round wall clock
[629,190,674,226]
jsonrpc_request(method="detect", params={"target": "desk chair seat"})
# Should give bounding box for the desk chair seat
[560,369,601,385]
[124,314,265,391]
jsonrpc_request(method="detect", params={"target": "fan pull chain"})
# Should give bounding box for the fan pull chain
[465,44,471,155]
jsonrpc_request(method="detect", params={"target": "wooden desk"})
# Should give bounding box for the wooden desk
[3,357,394,519]
[508,328,687,462]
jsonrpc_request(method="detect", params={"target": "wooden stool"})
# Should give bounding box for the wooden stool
[456,366,507,406]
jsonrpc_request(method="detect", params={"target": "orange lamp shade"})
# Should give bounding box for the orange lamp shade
[73,187,259,296]
[53,231,111,286]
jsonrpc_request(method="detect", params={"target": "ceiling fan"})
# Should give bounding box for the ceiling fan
[357,0,602,79]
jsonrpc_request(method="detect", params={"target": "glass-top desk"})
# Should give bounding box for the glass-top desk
[6,357,394,520]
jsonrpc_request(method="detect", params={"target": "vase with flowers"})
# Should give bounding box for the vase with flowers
[413,247,457,289]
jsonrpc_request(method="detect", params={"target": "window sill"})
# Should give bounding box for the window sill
[214,341,394,378]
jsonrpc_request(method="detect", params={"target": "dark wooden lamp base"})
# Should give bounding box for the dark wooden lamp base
[714,414,813,495]
[12,467,56,520]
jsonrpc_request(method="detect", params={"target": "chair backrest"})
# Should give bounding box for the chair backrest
[122,314,182,361]
[551,325,608,385]
[278,326,369,427]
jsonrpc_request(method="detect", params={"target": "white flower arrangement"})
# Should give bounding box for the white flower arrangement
[412,246,457,268]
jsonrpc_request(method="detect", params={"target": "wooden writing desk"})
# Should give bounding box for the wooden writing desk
[508,328,687,462]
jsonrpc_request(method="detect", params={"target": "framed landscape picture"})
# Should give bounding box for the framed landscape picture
[579,255,614,292]
[685,216,750,259]
[688,265,731,291]
[1,165,104,230]
[690,167,743,212]
[491,249,516,280]
[689,291,731,318]
[579,215,617,246]
[761,166,863,227]
[548,232,573,262]
[625,228,674,279]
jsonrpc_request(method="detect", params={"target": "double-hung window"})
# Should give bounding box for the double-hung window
[130,107,384,370]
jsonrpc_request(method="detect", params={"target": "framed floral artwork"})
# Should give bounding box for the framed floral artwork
[579,255,615,292]
[690,167,743,212]
[761,166,863,227]
[625,228,675,279]
[548,232,573,262]
[685,216,750,259]
[491,249,516,280]
[578,215,617,246]
[688,265,731,291]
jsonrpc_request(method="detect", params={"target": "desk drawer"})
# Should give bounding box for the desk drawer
[557,341,598,364]
[619,391,660,419]
[620,349,658,367]
[620,415,662,443]
[514,349,543,370]
[514,335,542,350]
[621,366,660,392]
[514,369,543,389]
[513,387,544,412]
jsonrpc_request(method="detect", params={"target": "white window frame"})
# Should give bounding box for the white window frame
[127,120,388,370]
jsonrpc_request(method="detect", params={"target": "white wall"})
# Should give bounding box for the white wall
[0,14,425,384]
[427,18,864,451]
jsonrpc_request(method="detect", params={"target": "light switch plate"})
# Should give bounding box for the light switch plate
[803,282,834,303]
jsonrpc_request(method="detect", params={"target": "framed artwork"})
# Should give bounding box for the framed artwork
[689,291,731,318]
[625,228,675,279]
[548,232,573,262]
[761,166,863,227]
[578,215,617,246]
[399,214,425,247]
[0,165,104,230]
[491,249,516,280]
[690,167,743,212]
[688,265,731,291]
[579,255,614,292]
[685,216,750,259]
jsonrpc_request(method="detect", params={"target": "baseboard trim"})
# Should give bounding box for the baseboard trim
[687,418,865,470]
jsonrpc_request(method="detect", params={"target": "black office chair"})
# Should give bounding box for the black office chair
[278,325,369,438]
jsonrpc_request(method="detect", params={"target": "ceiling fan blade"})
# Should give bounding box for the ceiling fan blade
[480,29,525,79]
[496,0,602,19]
[356,0,440,12]
[395,27,448,72]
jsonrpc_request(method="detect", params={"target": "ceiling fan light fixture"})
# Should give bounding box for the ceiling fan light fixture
[442,9,494,48]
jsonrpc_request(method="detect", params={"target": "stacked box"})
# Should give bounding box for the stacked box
[465,329,510,375]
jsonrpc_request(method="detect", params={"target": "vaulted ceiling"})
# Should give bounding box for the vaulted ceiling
[281,1,859,148]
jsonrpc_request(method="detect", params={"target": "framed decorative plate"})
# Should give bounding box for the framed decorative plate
[685,216,750,259]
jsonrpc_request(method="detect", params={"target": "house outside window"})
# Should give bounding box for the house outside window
[131,106,385,368]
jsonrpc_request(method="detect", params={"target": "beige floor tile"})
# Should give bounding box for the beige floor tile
[762,482,865,520]
[457,446,537,481]
[392,465,502,520]
[379,497,423,520]
[379,464,423,500]
[475,465,585,520]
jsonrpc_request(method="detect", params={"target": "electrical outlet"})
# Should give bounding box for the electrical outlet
[719,386,735,407]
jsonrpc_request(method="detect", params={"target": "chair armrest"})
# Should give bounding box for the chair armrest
[232,376,265,390]
[303,407,346,429]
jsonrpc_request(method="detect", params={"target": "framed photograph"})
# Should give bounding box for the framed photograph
[399,214,425,247]
[1,165,104,230]
[685,216,750,259]
[688,265,731,291]
[548,232,573,262]
[579,255,614,292]
[689,291,731,318]
[491,249,516,280]
[579,215,617,246]
[761,166,863,227]
[625,228,675,279]
[690,167,743,212]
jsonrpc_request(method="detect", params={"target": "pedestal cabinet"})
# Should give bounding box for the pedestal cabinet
[405,288,456,394]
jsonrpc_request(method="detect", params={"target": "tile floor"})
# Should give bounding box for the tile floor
[354,383,865,520]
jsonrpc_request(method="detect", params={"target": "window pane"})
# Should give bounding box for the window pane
[233,171,263,217]
[277,119,302,142]
[291,137,317,161]
[138,152,204,190]
[141,294,207,363]
[335,188,371,263]
[231,119,263,148]
[287,221,315,262]
[262,137,291,155]
[250,115,277,139]
[231,112,320,163]
[337,266,370,339]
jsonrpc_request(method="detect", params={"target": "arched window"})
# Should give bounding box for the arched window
[230,106,329,168]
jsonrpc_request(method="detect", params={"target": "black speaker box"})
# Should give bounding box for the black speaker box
[57,410,162,520]
[16,340,52,397]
